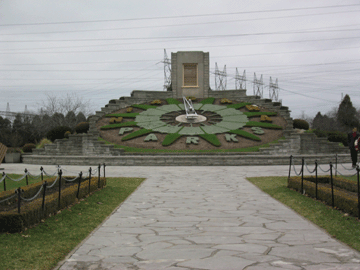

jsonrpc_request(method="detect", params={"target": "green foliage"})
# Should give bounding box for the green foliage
[22,143,36,153]
[243,112,277,117]
[199,134,221,146]
[226,102,252,109]
[131,104,157,110]
[229,129,261,141]
[64,130,71,138]
[327,131,347,146]
[105,113,139,118]
[337,94,359,129]
[162,133,183,146]
[100,121,137,130]
[46,126,72,142]
[200,97,215,104]
[75,122,89,134]
[293,119,310,130]
[121,129,152,141]
[245,121,282,129]
[37,138,52,149]
[166,98,181,105]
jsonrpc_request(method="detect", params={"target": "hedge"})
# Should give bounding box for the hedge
[293,119,309,130]
[288,176,359,217]
[0,176,106,233]
[199,134,221,147]
[100,121,137,130]
[162,133,183,146]
[121,129,153,141]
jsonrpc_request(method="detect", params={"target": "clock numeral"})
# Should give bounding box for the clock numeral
[251,127,264,135]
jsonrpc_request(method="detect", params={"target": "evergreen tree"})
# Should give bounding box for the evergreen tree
[337,94,359,130]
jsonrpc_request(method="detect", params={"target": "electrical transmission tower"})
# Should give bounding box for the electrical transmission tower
[269,77,279,101]
[162,49,171,91]
[215,63,227,91]
[5,103,10,119]
[235,68,246,90]
[253,73,264,98]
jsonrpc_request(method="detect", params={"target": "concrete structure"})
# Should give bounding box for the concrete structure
[171,51,210,98]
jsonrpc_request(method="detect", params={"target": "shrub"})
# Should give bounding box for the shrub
[186,96,196,101]
[109,117,123,124]
[327,131,347,146]
[64,131,71,138]
[37,138,52,149]
[293,119,309,130]
[75,122,89,134]
[126,107,133,113]
[22,143,36,153]
[46,126,72,142]
[313,129,327,137]
[220,98,232,104]
[150,99,162,105]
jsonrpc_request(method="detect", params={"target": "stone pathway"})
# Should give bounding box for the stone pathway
[3,164,360,269]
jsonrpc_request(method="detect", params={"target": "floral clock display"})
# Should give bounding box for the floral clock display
[99,97,284,148]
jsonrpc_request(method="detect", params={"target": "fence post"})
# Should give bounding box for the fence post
[330,162,334,208]
[98,164,101,188]
[88,167,92,194]
[77,172,82,199]
[16,187,21,214]
[25,169,28,186]
[42,181,47,211]
[335,154,338,177]
[288,155,292,180]
[40,166,44,182]
[357,166,360,219]
[103,163,106,180]
[58,169,62,209]
[315,160,318,200]
[3,172,6,191]
[301,157,304,194]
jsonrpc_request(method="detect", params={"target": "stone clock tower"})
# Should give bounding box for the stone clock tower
[171,51,210,98]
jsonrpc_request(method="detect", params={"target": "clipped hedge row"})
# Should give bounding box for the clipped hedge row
[226,102,252,109]
[162,133,183,146]
[100,121,137,130]
[105,113,139,118]
[0,176,106,233]
[288,176,359,217]
[166,98,181,105]
[199,134,221,147]
[131,104,157,110]
[121,129,152,141]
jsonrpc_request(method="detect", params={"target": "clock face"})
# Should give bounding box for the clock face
[96,98,286,151]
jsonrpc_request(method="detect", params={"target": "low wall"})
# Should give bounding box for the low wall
[23,153,350,166]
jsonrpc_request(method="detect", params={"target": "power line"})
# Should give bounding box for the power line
[1,3,358,27]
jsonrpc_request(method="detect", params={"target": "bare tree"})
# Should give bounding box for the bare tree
[38,92,94,117]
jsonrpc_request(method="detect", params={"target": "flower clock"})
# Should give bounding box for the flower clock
[99,97,284,149]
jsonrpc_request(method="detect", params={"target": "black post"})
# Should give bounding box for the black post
[3,172,6,191]
[330,162,334,208]
[288,155,292,180]
[17,187,21,214]
[58,169,62,209]
[40,166,44,182]
[77,172,82,199]
[301,158,304,194]
[103,163,106,180]
[98,164,101,188]
[315,160,318,200]
[335,154,338,177]
[88,167,92,194]
[357,166,360,219]
[42,181,47,211]
[25,169,28,186]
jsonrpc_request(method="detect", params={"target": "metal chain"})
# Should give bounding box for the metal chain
[5,173,28,182]
[46,176,59,189]
[0,174,6,183]
[339,163,356,171]
[20,185,44,202]
[318,164,331,173]
[43,170,57,177]
[304,161,317,174]
[63,176,79,182]
[292,163,303,176]
[0,193,17,204]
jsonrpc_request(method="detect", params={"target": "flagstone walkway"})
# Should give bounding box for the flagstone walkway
[3,164,360,270]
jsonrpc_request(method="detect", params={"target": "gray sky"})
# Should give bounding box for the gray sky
[1,0,360,118]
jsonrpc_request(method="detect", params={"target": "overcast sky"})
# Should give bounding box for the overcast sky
[1,0,360,119]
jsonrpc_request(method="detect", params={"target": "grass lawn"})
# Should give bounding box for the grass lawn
[0,176,145,270]
[247,176,360,252]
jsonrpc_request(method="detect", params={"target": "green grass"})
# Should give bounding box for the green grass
[99,137,285,153]
[247,176,360,252]
[0,176,145,270]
